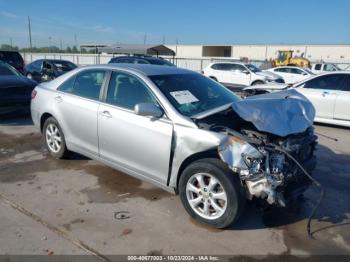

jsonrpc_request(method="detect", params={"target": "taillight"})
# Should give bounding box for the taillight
[31,89,37,99]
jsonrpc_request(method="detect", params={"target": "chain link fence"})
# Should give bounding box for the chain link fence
[21,52,350,72]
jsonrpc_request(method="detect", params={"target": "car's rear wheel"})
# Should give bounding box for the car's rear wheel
[43,117,69,159]
[179,158,245,228]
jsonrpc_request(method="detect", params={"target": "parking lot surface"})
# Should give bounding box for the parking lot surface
[0,115,349,258]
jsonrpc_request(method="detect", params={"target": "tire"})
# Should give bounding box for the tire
[179,158,245,228]
[252,80,264,85]
[43,117,70,159]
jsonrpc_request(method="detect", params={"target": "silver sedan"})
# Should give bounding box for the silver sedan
[31,64,316,228]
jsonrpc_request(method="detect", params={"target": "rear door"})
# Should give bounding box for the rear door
[334,74,350,121]
[229,64,250,86]
[210,63,228,83]
[296,74,345,119]
[55,69,107,155]
[98,71,173,184]
[289,68,308,83]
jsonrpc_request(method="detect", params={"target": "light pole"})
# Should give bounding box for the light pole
[28,16,32,53]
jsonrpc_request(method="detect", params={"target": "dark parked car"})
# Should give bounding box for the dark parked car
[108,55,175,66]
[0,61,37,115]
[25,59,77,82]
[0,51,25,74]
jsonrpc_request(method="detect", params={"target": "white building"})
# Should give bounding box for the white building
[166,44,350,62]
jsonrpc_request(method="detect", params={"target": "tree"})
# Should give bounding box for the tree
[1,44,19,51]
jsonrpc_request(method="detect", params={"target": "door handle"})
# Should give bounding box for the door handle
[322,91,334,97]
[99,110,112,118]
[54,96,63,103]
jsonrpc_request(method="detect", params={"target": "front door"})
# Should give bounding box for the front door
[334,74,350,121]
[296,74,344,119]
[98,71,173,184]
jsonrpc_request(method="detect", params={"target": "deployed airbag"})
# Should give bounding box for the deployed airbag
[232,89,315,137]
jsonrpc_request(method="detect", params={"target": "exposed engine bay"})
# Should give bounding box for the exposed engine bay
[196,103,317,208]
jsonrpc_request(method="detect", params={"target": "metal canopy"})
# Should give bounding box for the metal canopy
[98,44,175,56]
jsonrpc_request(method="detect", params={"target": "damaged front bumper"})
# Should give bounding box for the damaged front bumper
[218,127,317,207]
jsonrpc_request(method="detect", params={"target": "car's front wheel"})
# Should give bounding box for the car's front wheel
[43,117,69,159]
[179,158,245,228]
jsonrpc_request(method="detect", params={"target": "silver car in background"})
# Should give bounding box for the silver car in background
[31,64,317,228]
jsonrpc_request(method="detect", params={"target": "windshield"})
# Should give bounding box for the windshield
[149,73,240,117]
[52,61,77,72]
[245,64,261,73]
[0,62,20,76]
[149,59,175,66]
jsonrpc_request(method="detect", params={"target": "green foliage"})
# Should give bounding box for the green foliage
[1,43,95,54]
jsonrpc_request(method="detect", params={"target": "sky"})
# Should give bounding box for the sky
[1,0,350,48]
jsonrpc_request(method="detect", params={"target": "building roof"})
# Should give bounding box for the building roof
[98,44,176,56]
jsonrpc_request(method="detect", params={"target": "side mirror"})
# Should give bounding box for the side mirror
[301,72,307,76]
[241,69,250,74]
[134,103,163,118]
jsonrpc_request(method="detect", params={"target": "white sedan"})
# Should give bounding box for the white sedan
[243,72,350,127]
[266,66,315,85]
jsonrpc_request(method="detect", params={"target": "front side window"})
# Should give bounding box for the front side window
[245,64,261,73]
[231,64,246,72]
[106,71,157,110]
[302,74,345,90]
[341,75,350,91]
[290,68,303,74]
[58,70,106,100]
[150,73,239,117]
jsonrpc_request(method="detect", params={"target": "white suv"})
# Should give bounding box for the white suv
[203,62,284,88]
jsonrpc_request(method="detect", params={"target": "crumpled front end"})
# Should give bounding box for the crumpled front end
[218,128,317,207]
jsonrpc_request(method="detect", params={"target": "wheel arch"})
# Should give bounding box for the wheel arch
[175,149,220,194]
[40,112,55,133]
[251,80,265,85]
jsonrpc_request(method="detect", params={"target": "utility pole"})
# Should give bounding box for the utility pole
[28,16,33,53]
[60,39,63,52]
[143,33,147,45]
[10,38,13,48]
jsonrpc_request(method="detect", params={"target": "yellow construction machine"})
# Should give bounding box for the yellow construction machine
[272,50,310,68]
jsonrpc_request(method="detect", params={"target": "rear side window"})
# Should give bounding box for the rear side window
[211,63,234,71]
[58,70,106,100]
[106,71,156,110]
[303,74,345,90]
[314,64,322,70]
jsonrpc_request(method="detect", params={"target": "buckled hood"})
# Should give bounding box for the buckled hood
[231,89,315,137]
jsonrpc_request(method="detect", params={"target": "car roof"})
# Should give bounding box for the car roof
[111,56,163,60]
[211,61,244,65]
[81,63,194,76]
